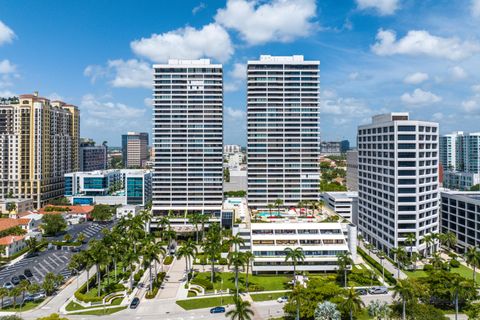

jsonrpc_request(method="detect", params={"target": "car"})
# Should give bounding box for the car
[368,286,388,294]
[210,306,226,314]
[355,288,368,295]
[24,269,33,278]
[18,274,29,283]
[71,247,81,253]
[23,294,34,302]
[11,276,20,285]
[32,292,46,301]
[277,296,289,303]
[130,297,140,309]
[3,282,14,290]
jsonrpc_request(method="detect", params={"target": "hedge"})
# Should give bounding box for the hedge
[450,259,460,268]
[357,247,396,285]
[191,277,214,290]
[133,269,145,283]
[145,272,166,299]
[75,271,125,303]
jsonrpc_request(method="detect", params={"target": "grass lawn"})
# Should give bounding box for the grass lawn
[356,309,372,320]
[70,306,127,315]
[176,296,236,310]
[66,297,123,312]
[0,300,45,312]
[250,291,290,302]
[405,264,480,284]
[192,272,292,292]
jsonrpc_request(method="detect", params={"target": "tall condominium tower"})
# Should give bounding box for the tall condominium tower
[357,113,439,256]
[79,138,107,172]
[247,55,320,209]
[439,131,462,171]
[152,59,223,215]
[0,93,80,207]
[122,132,148,168]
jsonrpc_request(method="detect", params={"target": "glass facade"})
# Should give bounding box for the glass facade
[126,177,143,205]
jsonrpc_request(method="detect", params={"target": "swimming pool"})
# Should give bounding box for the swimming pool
[257,211,282,217]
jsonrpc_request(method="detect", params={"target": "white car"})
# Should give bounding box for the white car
[277,296,288,303]
[3,282,14,290]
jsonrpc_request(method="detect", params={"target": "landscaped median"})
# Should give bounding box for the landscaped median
[357,247,396,285]
[250,291,291,302]
[176,295,236,310]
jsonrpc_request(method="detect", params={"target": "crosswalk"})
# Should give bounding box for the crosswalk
[83,224,104,238]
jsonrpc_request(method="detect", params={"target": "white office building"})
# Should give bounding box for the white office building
[323,191,358,223]
[346,150,358,191]
[357,113,440,256]
[224,144,242,154]
[152,59,223,215]
[247,55,320,209]
[249,222,356,273]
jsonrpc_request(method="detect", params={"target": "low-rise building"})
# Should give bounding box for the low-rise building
[443,171,480,191]
[323,192,358,223]
[0,198,34,216]
[248,222,356,273]
[0,235,27,257]
[116,205,141,219]
[0,217,37,233]
[65,169,152,206]
[440,189,480,251]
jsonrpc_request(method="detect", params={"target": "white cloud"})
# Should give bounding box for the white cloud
[462,99,479,113]
[215,0,317,45]
[81,94,147,130]
[192,2,206,14]
[321,95,373,123]
[131,23,233,63]
[225,106,246,121]
[403,72,429,85]
[371,29,480,60]
[229,63,247,80]
[348,72,359,80]
[401,88,442,105]
[472,84,480,93]
[0,21,15,46]
[224,83,240,92]
[432,112,444,121]
[144,97,153,108]
[472,0,480,17]
[356,0,399,15]
[0,60,16,74]
[450,66,467,80]
[0,90,15,97]
[84,59,151,89]
[47,93,64,101]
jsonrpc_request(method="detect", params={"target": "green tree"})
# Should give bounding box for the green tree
[470,184,480,191]
[77,232,86,243]
[393,279,416,320]
[142,240,163,292]
[228,234,245,253]
[405,233,416,257]
[429,252,443,270]
[41,214,67,236]
[5,202,16,215]
[177,239,197,285]
[336,252,352,287]
[228,251,246,295]
[340,287,364,320]
[26,237,39,253]
[226,294,254,320]
[202,223,222,283]
[18,280,30,305]
[466,303,480,320]
[284,247,305,320]
[42,272,63,296]
[9,287,21,309]
[440,232,457,252]
[63,233,72,243]
[188,213,202,244]
[88,240,107,296]
[274,199,284,213]
[1,315,24,320]
[314,301,341,320]
[465,246,480,284]
[90,204,113,221]
[0,288,8,309]
[243,251,254,292]
[36,314,69,320]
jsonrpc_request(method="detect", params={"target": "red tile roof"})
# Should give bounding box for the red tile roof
[38,205,94,215]
[0,235,25,245]
[0,218,31,232]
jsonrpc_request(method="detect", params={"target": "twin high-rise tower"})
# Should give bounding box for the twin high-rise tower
[152,55,320,214]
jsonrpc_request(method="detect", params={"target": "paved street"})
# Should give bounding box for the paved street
[359,242,407,280]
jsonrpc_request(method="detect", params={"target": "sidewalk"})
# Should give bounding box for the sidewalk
[359,242,407,280]
[156,256,188,300]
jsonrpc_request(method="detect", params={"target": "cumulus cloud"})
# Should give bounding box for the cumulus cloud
[356,0,399,15]
[131,23,233,63]
[348,72,359,80]
[224,63,247,92]
[0,60,19,89]
[0,60,16,74]
[192,2,206,14]
[47,93,64,101]
[371,29,480,60]
[225,106,246,121]
[401,88,442,105]
[472,0,480,17]
[144,97,153,108]
[472,84,480,93]
[229,63,247,80]
[0,21,15,46]
[462,99,479,113]
[450,66,467,80]
[403,72,429,85]
[215,0,317,45]
[321,92,374,125]
[84,59,151,89]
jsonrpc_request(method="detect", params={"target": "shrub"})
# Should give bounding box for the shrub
[164,256,174,265]
[191,277,213,290]
[133,269,145,283]
[187,290,197,297]
[450,259,460,268]
[357,247,396,285]
[423,264,433,271]
[219,258,228,265]
[249,284,265,292]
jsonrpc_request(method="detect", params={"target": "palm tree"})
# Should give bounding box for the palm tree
[410,252,420,271]
[177,239,197,285]
[243,251,255,292]
[26,237,39,254]
[88,240,107,296]
[274,199,284,214]
[9,287,21,309]
[441,232,457,252]
[405,233,416,257]
[19,280,29,305]
[226,294,254,320]
[429,252,443,270]
[390,247,406,278]
[267,203,275,216]
[78,250,94,292]
[228,251,246,295]
[123,248,139,290]
[336,252,353,287]
[284,247,305,320]
[142,241,163,292]
[465,246,480,284]
[450,275,471,320]
[341,287,365,320]
[203,223,221,283]
[393,279,415,320]
[189,213,202,244]
[228,234,245,253]
[423,234,433,257]
[377,251,386,280]
[77,232,86,244]
[0,288,8,309]
[6,202,16,215]
[198,214,210,241]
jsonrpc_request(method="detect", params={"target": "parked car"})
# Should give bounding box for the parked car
[18,274,29,283]
[11,276,20,285]
[130,297,140,309]
[277,296,289,303]
[24,269,34,278]
[210,306,226,314]
[3,282,14,290]
[368,286,388,294]
[355,288,368,295]
[23,294,35,302]
[32,292,46,301]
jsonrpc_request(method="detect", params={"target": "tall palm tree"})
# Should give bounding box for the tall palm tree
[378,251,386,280]
[274,199,284,214]
[226,294,254,320]
[19,280,29,305]
[79,250,94,292]
[177,239,198,284]
[341,287,365,320]
[390,247,406,278]
[441,232,458,252]
[393,279,415,320]
[189,213,202,244]
[243,251,255,292]
[0,288,7,309]
[203,223,222,283]
[267,203,275,216]
[142,241,162,292]
[465,246,480,284]
[429,252,443,270]
[123,248,139,290]
[405,233,416,257]
[228,234,245,253]
[9,287,21,309]
[284,247,305,320]
[423,234,433,257]
[449,275,471,320]
[336,252,353,287]
[88,240,107,296]
[198,214,210,241]
[228,251,246,295]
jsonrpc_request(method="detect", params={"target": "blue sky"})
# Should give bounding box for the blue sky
[1,0,480,147]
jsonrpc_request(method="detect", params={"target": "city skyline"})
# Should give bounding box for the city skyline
[1,1,480,145]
